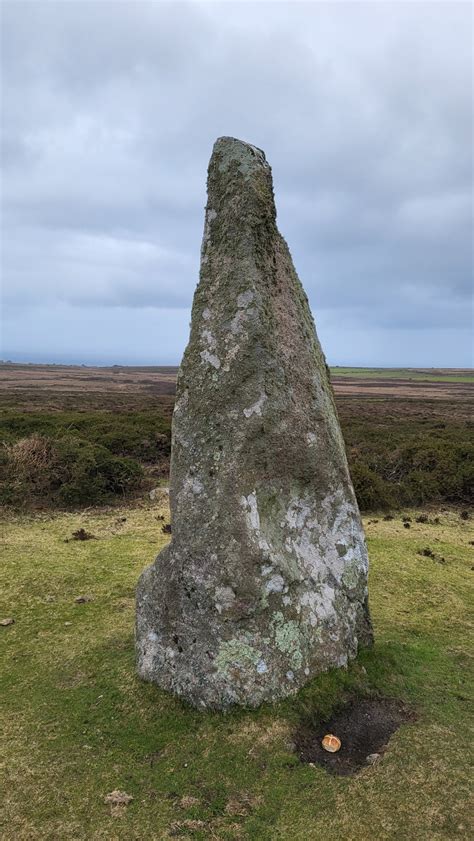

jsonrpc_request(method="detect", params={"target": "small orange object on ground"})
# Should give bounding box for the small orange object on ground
[322,734,341,753]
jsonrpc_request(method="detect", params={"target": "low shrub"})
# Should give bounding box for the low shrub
[0,410,171,462]
[1,433,143,508]
[344,415,473,512]
[349,462,395,512]
[1,400,472,513]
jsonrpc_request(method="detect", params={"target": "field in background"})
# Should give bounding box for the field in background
[1,363,473,409]
[1,501,472,840]
[332,367,473,383]
[0,363,472,512]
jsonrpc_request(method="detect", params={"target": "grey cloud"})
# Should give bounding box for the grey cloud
[1,1,472,365]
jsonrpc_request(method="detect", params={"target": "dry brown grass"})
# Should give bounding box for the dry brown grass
[7,433,52,472]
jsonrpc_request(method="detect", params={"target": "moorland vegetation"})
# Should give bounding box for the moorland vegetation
[0,366,472,512]
[1,404,472,512]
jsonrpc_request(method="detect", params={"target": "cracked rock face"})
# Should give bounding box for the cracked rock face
[136,136,373,709]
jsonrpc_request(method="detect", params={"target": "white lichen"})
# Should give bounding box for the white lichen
[265,574,285,594]
[300,585,336,626]
[230,310,245,335]
[201,328,217,349]
[237,289,254,308]
[200,208,217,264]
[173,390,189,415]
[183,475,204,496]
[240,492,260,531]
[200,350,221,369]
[215,586,236,614]
[243,393,267,418]
[223,343,241,371]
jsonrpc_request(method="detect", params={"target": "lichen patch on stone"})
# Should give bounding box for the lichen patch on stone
[243,393,267,418]
[200,350,221,369]
[215,639,262,676]
[237,289,254,308]
[215,586,236,614]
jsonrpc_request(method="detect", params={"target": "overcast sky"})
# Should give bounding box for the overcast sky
[1,0,472,367]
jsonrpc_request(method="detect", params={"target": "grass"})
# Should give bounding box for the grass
[1,502,473,840]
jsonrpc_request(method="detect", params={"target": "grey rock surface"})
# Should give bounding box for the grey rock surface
[136,136,372,709]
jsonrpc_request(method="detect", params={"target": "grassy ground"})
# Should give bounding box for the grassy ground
[1,503,473,840]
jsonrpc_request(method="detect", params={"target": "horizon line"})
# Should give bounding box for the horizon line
[1,358,472,373]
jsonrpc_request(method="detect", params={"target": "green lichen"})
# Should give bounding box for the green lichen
[341,562,364,592]
[272,612,303,670]
[215,639,262,676]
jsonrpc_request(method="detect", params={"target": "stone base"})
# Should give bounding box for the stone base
[136,492,373,710]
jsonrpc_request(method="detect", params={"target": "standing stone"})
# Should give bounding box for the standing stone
[136,137,372,709]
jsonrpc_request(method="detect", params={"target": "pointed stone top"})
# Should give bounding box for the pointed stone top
[206,137,275,230]
[211,136,270,177]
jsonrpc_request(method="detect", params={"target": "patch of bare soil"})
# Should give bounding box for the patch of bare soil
[294,697,415,776]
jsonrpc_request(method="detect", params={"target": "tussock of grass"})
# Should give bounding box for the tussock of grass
[1,504,473,840]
